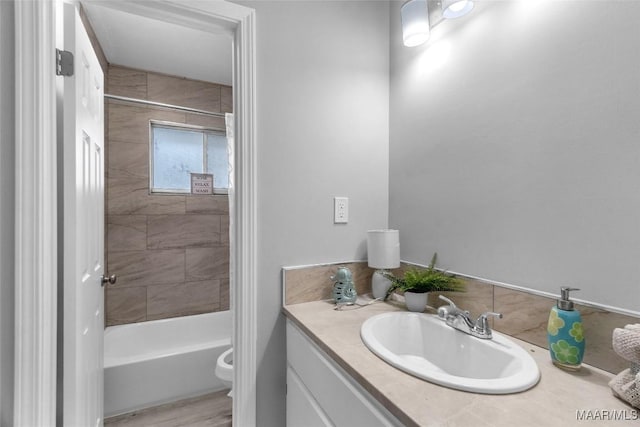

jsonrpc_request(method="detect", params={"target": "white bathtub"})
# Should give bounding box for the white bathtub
[104,311,231,417]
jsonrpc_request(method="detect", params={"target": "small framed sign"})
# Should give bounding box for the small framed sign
[190,173,214,195]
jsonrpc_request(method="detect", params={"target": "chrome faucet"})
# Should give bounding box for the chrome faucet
[436,295,503,339]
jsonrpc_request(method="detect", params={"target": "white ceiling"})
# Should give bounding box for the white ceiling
[82,3,232,86]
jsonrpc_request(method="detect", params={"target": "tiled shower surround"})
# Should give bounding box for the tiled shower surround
[105,65,232,326]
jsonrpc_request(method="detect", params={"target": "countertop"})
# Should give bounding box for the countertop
[283,298,637,427]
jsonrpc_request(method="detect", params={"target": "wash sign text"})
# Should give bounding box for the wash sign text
[191,173,214,195]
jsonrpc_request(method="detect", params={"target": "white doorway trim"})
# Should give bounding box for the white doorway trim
[13,1,257,425]
[13,1,58,425]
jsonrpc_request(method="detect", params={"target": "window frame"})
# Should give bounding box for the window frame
[149,120,228,195]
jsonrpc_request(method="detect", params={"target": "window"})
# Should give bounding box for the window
[150,122,229,194]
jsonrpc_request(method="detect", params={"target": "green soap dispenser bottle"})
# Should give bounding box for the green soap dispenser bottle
[547,287,585,370]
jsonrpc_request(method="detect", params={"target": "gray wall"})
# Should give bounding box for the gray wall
[389,1,640,313]
[0,1,15,425]
[236,1,390,425]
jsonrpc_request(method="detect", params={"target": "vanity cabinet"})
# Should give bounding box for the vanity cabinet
[286,319,402,427]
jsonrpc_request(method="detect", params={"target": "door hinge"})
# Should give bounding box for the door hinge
[56,49,74,76]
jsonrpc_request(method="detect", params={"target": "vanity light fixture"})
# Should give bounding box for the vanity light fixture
[441,0,474,19]
[401,0,430,47]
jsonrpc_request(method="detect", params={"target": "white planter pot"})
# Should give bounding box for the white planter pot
[404,291,428,312]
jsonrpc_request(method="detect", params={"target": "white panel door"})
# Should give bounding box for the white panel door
[62,3,105,426]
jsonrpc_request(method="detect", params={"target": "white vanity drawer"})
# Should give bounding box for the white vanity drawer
[286,319,401,427]
[287,364,334,427]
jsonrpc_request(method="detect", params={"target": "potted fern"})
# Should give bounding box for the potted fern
[384,253,464,312]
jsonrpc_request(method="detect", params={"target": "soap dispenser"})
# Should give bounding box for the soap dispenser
[547,287,585,370]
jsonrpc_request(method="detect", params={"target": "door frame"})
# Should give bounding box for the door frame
[13,1,257,425]
[13,1,58,425]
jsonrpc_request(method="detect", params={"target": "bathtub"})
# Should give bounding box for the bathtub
[104,311,231,417]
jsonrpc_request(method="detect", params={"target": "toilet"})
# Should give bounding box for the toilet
[215,347,233,397]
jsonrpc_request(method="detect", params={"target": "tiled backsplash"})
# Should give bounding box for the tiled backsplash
[283,262,374,305]
[283,261,639,374]
[105,65,232,326]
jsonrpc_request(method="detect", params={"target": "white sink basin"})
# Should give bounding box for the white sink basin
[360,312,540,394]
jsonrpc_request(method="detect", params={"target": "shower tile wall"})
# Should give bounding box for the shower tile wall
[105,65,232,326]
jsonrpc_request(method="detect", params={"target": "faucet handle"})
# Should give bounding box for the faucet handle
[438,295,457,308]
[477,311,503,321]
[475,311,503,335]
[484,311,502,317]
[437,295,468,320]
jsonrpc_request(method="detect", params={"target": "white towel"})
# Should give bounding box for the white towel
[625,323,640,332]
[609,368,640,409]
[612,325,640,364]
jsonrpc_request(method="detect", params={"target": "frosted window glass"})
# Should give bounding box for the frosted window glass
[206,133,229,189]
[153,127,203,190]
